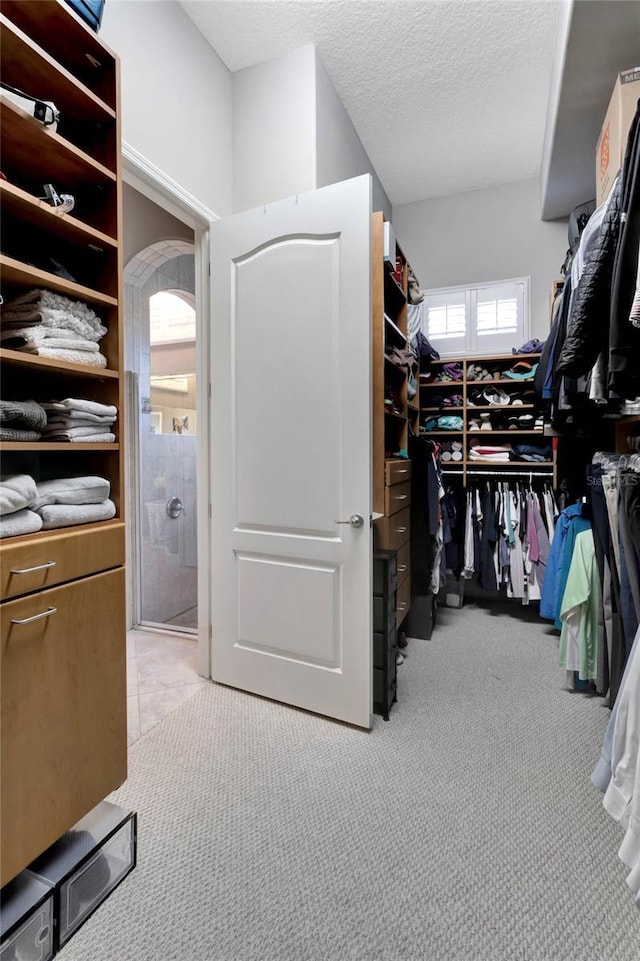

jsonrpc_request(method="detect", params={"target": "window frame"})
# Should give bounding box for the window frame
[421,276,531,357]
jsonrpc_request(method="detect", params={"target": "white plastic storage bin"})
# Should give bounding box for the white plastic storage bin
[0,871,55,961]
[28,801,136,951]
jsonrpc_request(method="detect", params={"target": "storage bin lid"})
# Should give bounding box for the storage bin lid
[1,872,52,937]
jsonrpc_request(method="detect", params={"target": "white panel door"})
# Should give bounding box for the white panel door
[211,175,372,728]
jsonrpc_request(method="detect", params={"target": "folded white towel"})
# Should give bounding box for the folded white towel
[46,414,116,428]
[0,327,102,352]
[36,348,107,367]
[0,474,38,515]
[0,508,43,538]
[43,425,111,439]
[32,476,110,510]
[1,290,107,340]
[44,431,116,443]
[38,499,116,530]
[43,398,117,418]
[45,418,116,432]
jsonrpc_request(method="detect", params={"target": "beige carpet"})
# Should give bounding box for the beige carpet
[59,599,640,960]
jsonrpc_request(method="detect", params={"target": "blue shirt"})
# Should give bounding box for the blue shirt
[540,503,591,624]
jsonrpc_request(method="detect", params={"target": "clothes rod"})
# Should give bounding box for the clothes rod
[442,468,553,478]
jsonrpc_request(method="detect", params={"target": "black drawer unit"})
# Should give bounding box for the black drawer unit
[0,871,55,961]
[373,549,398,720]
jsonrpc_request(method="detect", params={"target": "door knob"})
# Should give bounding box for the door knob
[166,496,185,519]
[335,513,364,528]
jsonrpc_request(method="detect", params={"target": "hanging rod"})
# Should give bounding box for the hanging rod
[442,468,553,478]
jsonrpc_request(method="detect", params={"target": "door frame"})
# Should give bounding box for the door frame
[121,141,218,679]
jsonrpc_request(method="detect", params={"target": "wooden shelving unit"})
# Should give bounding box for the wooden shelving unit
[372,212,420,630]
[0,0,126,888]
[420,354,557,487]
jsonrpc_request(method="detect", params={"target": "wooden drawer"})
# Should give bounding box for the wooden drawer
[396,574,411,627]
[384,480,410,516]
[376,506,410,552]
[385,459,412,486]
[0,521,124,601]
[1,568,127,886]
[396,541,411,583]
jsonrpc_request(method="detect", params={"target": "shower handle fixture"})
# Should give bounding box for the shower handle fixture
[166,496,185,519]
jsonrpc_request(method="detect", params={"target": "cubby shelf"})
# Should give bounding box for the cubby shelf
[0,180,117,250]
[0,348,119,379]
[0,255,118,307]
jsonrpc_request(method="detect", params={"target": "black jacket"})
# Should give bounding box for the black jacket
[555,177,622,378]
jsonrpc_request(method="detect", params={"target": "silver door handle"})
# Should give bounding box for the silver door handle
[335,513,364,529]
[11,607,57,625]
[10,560,56,575]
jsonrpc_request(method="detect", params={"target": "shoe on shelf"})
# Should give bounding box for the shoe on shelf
[480,412,492,430]
[467,389,485,407]
[518,414,535,429]
[468,418,481,431]
[483,386,510,406]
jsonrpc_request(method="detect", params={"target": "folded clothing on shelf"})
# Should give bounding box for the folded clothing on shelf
[0,474,38,515]
[0,508,42,538]
[42,397,117,441]
[0,398,47,439]
[38,499,116,530]
[1,289,108,366]
[510,443,552,462]
[423,415,463,431]
[32,475,110,510]
[512,339,545,354]
[468,444,512,462]
[435,362,463,382]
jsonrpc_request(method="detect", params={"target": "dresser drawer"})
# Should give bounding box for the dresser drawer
[396,541,411,583]
[1,569,127,886]
[385,459,412,486]
[373,627,396,668]
[0,522,124,601]
[396,574,411,627]
[384,481,411,516]
[376,506,410,552]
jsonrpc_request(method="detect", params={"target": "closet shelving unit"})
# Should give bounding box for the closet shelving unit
[0,0,126,887]
[372,212,417,630]
[420,353,557,486]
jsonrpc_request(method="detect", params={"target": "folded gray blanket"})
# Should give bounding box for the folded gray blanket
[45,411,116,426]
[1,289,106,340]
[0,508,43,538]
[33,475,110,510]
[0,427,42,441]
[0,399,47,430]
[0,474,38,515]
[38,499,116,530]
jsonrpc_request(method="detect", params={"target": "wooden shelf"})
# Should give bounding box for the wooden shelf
[465,404,536,411]
[422,406,464,412]
[467,459,554,466]
[420,430,464,435]
[0,180,117,250]
[0,347,118,379]
[466,377,536,386]
[384,313,406,342]
[0,96,116,186]
[384,269,406,313]
[0,517,124,548]
[408,402,420,412]
[385,409,407,421]
[420,379,464,387]
[466,430,544,436]
[0,254,117,307]
[0,14,116,123]
[0,442,119,451]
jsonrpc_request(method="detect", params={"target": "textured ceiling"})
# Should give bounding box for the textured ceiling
[179,0,560,206]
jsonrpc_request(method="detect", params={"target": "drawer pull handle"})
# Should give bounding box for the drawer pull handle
[395,469,409,475]
[11,561,57,575]
[395,527,407,534]
[398,564,407,573]
[395,495,408,501]
[397,602,407,611]
[11,607,57,626]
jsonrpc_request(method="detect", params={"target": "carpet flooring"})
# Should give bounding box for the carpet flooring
[60,598,640,961]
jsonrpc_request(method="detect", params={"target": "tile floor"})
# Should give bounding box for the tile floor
[126,629,208,745]
[165,605,198,630]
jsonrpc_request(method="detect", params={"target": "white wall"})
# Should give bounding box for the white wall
[315,54,392,220]
[101,0,233,216]
[232,45,317,212]
[393,179,568,339]
[122,184,194,266]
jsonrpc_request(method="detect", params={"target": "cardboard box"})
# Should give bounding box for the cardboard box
[596,66,640,206]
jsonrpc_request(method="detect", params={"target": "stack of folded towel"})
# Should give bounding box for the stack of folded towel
[41,398,117,443]
[468,444,512,463]
[0,289,108,367]
[0,474,42,538]
[0,399,47,441]
[31,475,115,529]
[0,474,115,538]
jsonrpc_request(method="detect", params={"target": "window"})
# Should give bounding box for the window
[420,277,530,357]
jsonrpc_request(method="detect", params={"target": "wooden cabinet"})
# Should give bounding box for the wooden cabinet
[0,0,125,885]
[1,570,127,885]
[372,212,419,627]
[420,353,557,486]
